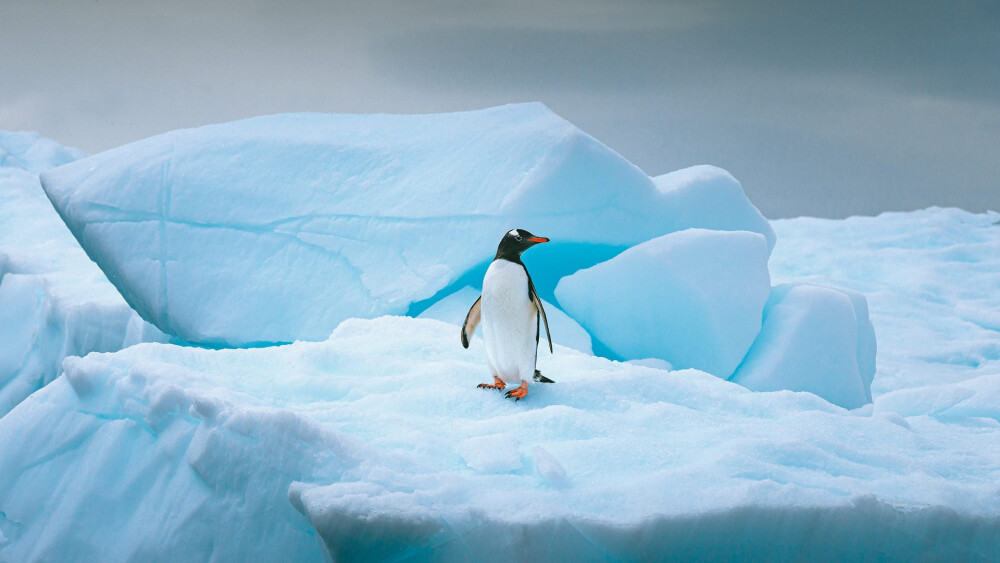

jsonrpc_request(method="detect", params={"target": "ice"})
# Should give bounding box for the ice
[418,285,593,354]
[40,104,773,347]
[768,208,1000,397]
[652,165,776,250]
[0,131,86,173]
[730,284,877,409]
[554,228,771,378]
[0,138,167,417]
[1,308,997,560]
[3,117,996,559]
[456,434,523,473]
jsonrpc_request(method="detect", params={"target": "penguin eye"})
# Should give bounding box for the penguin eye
[514,234,522,241]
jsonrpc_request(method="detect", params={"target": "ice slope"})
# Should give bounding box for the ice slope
[2,208,999,561]
[40,104,774,347]
[555,229,771,377]
[0,135,166,417]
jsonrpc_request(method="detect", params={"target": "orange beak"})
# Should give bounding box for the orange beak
[527,237,549,243]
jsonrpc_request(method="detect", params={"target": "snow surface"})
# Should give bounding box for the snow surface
[0,134,166,417]
[40,104,774,347]
[555,228,771,378]
[2,289,998,560]
[2,208,999,560]
[2,122,997,559]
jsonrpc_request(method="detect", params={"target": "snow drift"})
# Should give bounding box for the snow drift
[40,103,774,347]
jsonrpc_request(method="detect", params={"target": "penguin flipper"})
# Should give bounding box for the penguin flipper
[529,284,553,353]
[461,296,482,349]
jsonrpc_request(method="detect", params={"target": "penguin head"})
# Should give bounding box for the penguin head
[495,228,549,261]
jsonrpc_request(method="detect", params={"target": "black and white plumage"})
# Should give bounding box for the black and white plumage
[462,228,553,401]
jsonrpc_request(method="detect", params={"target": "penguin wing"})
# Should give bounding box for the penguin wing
[528,280,553,354]
[461,296,482,349]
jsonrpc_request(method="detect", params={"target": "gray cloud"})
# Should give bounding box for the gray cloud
[1,0,997,218]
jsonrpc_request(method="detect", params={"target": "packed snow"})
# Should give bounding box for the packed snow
[1,112,997,560]
[40,103,774,347]
[0,134,166,417]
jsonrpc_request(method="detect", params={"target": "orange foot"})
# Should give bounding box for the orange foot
[505,381,529,401]
[477,376,506,391]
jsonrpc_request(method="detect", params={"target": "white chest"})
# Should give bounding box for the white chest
[482,260,531,314]
[480,259,538,381]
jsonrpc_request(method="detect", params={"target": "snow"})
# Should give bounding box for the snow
[1,118,997,559]
[1,298,998,560]
[652,165,776,250]
[39,104,773,347]
[0,135,166,417]
[555,228,771,378]
[730,283,877,409]
[0,131,85,173]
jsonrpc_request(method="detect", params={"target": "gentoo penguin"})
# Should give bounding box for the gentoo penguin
[461,228,554,401]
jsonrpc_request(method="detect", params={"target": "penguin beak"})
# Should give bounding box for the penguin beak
[527,236,549,244]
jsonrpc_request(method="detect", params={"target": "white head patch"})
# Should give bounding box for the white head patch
[508,229,519,238]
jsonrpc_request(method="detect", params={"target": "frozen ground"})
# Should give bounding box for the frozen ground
[1,209,998,560]
[0,112,997,560]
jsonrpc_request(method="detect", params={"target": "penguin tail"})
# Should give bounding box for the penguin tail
[533,369,554,383]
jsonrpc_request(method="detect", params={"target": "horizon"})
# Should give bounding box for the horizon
[2,0,997,219]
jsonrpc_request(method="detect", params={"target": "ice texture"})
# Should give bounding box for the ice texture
[1,295,997,561]
[730,284,877,409]
[7,123,993,559]
[652,165,776,249]
[418,285,593,354]
[554,228,771,377]
[0,131,86,173]
[0,135,166,416]
[39,104,773,346]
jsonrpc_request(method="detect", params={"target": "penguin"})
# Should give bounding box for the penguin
[461,228,554,401]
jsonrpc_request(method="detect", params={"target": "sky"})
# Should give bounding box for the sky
[1,0,997,218]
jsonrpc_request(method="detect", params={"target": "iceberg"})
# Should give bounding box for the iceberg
[40,104,773,347]
[554,228,771,377]
[1,305,997,561]
[0,135,166,417]
[7,119,991,560]
[731,284,877,409]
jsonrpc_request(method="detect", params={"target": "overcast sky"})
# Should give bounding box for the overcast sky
[2,0,997,218]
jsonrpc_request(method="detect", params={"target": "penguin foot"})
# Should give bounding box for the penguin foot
[504,381,529,401]
[533,370,554,383]
[477,376,506,391]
